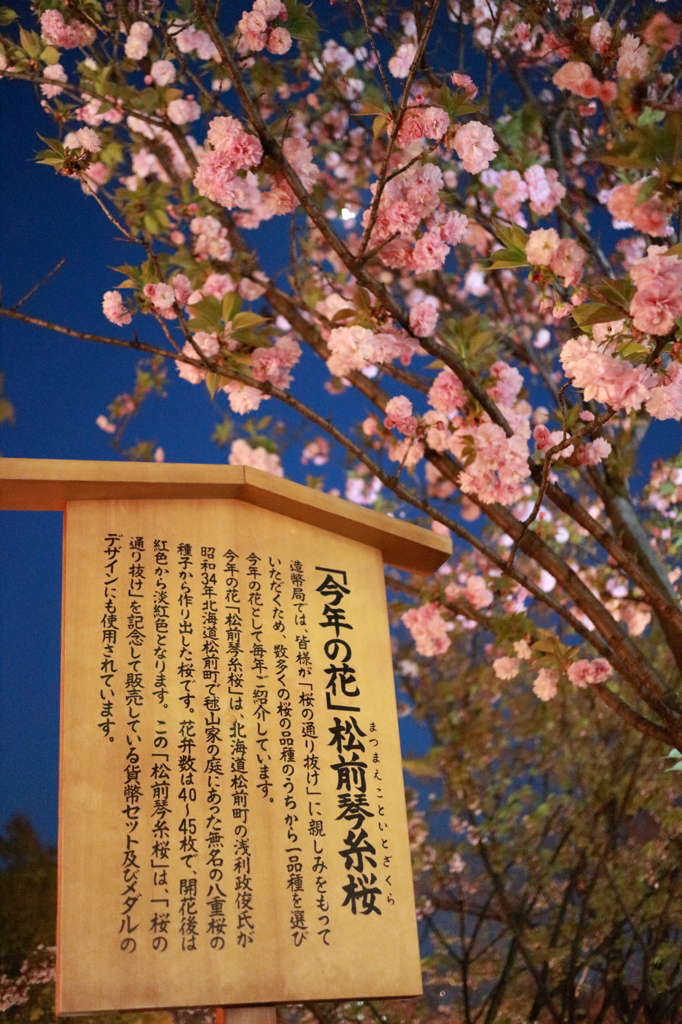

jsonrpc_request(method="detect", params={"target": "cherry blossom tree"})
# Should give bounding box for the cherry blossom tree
[1,0,682,751]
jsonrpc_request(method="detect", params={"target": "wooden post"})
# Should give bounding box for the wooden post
[218,1007,277,1024]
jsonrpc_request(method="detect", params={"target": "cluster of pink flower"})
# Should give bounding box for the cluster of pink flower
[567,658,612,688]
[102,290,132,327]
[124,21,152,60]
[401,601,453,657]
[452,121,499,175]
[194,115,264,207]
[301,437,330,465]
[629,247,682,336]
[325,323,417,377]
[607,181,670,238]
[552,61,617,105]
[525,228,585,286]
[40,8,95,48]
[189,214,232,262]
[228,438,283,475]
[560,335,655,413]
[0,947,55,1013]
[393,105,450,149]
[237,0,291,55]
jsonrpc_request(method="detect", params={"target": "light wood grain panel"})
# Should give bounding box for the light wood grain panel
[0,458,450,574]
[57,499,423,1013]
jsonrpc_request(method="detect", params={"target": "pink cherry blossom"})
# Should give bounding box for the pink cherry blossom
[102,290,132,326]
[577,438,612,465]
[326,325,377,376]
[150,60,176,86]
[124,21,152,60]
[617,34,649,79]
[222,380,267,414]
[645,365,682,420]
[428,368,466,417]
[451,421,530,505]
[526,228,560,265]
[533,668,558,701]
[63,127,100,152]
[494,170,528,217]
[552,61,597,98]
[251,336,302,389]
[461,574,494,609]
[267,27,292,54]
[253,0,287,19]
[409,300,439,337]
[567,658,612,688]
[452,121,499,174]
[493,656,519,680]
[301,437,330,465]
[40,63,67,98]
[450,73,478,99]
[205,115,264,170]
[167,97,201,125]
[384,395,417,435]
[549,238,586,286]
[175,333,221,384]
[524,165,566,216]
[412,231,450,271]
[489,361,523,406]
[40,9,95,48]
[388,42,416,79]
[238,9,268,51]
[629,248,682,335]
[282,137,319,191]
[395,106,450,148]
[402,602,452,656]
[439,211,469,245]
[96,414,116,434]
[589,19,613,54]
[229,439,283,475]
[643,12,681,51]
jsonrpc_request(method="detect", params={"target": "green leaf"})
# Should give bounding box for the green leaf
[231,311,269,331]
[488,248,528,270]
[18,25,41,58]
[40,45,60,64]
[619,341,649,359]
[204,372,222,399]
[664,749,682,759]
[221,291,240,323]
[373,114,388,140]
[143,213,159,235]
[0,6,18,25]
[285,0,318,47]
[572,302,627,326]
[638,108,666,127]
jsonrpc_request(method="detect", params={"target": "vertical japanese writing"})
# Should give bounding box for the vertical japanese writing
[315,567,382,918]
[100,533,121,739]
[152,540,169,706]
[151,719,171,949]
[223,549,255,948]
[151,539,171,949]
[290,559,330,946]
[120,536,146,952]
[248,553,272,803]
[177,543,198,951]
[367,723,395,906]
[270,557,308,948]
[201,547,226,949]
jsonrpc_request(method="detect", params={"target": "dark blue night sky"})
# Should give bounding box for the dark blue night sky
[0,75,434,845]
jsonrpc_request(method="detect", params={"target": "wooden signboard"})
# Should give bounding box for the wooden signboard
[0,459,451,1016]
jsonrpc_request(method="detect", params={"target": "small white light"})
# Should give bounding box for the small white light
[340,207,356,220]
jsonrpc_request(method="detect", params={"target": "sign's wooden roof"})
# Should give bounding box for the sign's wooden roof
[0,457,451,574]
